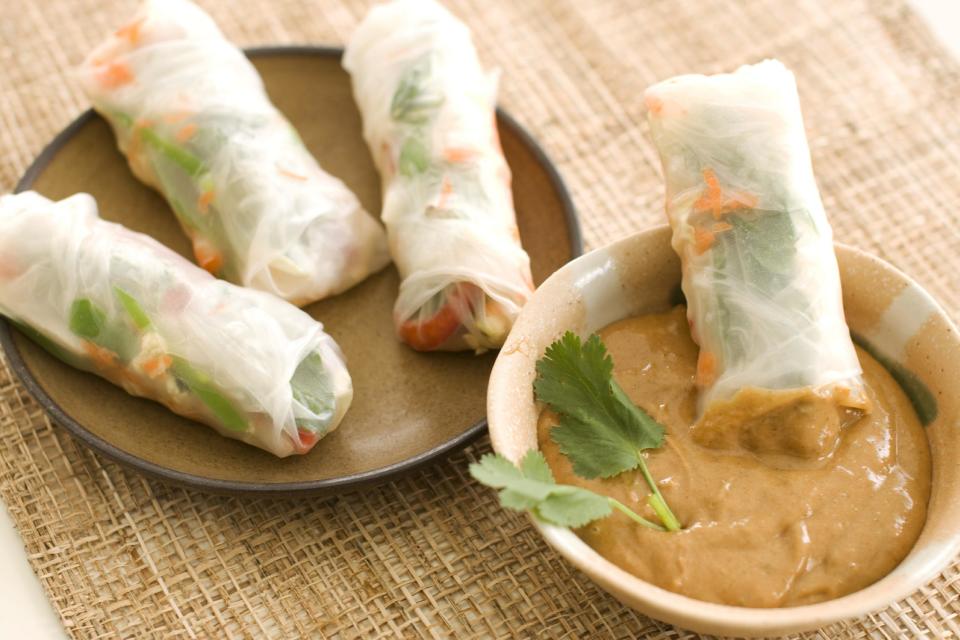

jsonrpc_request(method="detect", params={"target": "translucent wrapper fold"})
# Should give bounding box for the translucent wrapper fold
[0,191,353,457]
[78,0,389,306]
[645,60,869,461]
[343,0,534,352]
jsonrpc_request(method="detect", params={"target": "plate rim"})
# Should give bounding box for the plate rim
[0,45,583,496]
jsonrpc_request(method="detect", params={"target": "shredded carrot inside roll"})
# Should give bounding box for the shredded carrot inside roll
[83,341,117,369]
[192,236,223,274]
[693,168,758,220]
[276,165,308,181]
[141,354,173,378]
[114,17,144,44]
[443,147,475,163]
[97,61,134,89]
[163,111,191,124]
[694,226,716,254]
[645,94,663,115]
[197,189,215,214]
[696,351,717,387]
[436,176,454,209]
[175,123,197,143]
[712,221,733,233]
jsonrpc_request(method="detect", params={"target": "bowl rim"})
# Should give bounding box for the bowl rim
[488,224,960,635]
[0,45,584,497]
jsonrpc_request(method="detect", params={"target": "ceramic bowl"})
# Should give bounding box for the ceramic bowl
[486,225,960,637]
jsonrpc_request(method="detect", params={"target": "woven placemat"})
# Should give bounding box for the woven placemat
[2,0,959,637]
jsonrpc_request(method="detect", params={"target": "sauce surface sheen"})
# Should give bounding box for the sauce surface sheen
[538,306,931,607]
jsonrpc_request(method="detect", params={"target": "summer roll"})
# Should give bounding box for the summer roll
[0,192,352,457]
[79,0,389,306]
[645,60,869,460]
[343,0,534,352]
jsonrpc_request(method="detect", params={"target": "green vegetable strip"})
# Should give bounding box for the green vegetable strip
[139,127,205,177]
[110,110,206,177]
[68,298,106,339]
[170,357,247,432]
[114,287,151,330]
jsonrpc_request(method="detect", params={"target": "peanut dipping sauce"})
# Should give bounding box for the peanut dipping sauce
[538,306,931,607]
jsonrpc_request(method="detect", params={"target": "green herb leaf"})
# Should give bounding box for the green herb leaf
[290,351,335,433]
[535,332,664,478]
[469,451,664,531]
[534,332,681,531]
[398,136,430,176]
[390,58,444,124]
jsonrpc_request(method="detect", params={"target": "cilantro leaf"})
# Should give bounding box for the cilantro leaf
[469,451,664,531]
[535,487,612,528]
[534,332,681,531]
[535,332,664,478]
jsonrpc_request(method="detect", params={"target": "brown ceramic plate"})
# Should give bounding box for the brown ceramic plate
[1,46,581,496]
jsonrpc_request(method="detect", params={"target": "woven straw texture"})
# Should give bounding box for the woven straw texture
[2,0,959,637]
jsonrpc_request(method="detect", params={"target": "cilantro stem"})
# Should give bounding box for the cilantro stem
[647,494,681,532]
[637,456,681,532]
[607,498,665,532]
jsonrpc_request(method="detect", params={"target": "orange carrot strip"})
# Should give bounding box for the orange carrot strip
[712,221,733,233]
[693,168,725,219]
[696,351,717,387]
[731,192,758,209]
[694,226,715,255]
[96,61,134,89]
[436,176,454,209]
[197,189,215,214]
[693,168,758,219]
[645,94,663,115]
[192,236,223,274]
[114,17,144,44]
[83,341,116,369]
[163,111,191,124]
[141,354,172,378]
[175,123,197,143]
[443,147,475,163]
[276,165,308,181]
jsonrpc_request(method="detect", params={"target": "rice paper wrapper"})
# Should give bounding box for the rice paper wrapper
[645,60,868,460]
[0,191,353,457]
[78,0,389,306]
[344,0,533,352]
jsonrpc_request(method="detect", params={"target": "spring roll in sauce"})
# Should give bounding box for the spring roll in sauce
[344,0,534,352]
[645,60,869,463]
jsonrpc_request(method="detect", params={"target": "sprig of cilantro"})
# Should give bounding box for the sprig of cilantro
[534,332,681,531]
[469,451,665,531]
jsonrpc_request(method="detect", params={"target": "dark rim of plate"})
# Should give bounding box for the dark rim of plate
[0,45,583,496]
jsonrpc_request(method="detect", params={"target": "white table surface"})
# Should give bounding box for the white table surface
[0,2,956,638]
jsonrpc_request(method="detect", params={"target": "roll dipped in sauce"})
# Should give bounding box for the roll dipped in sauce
[645,60,869,463]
